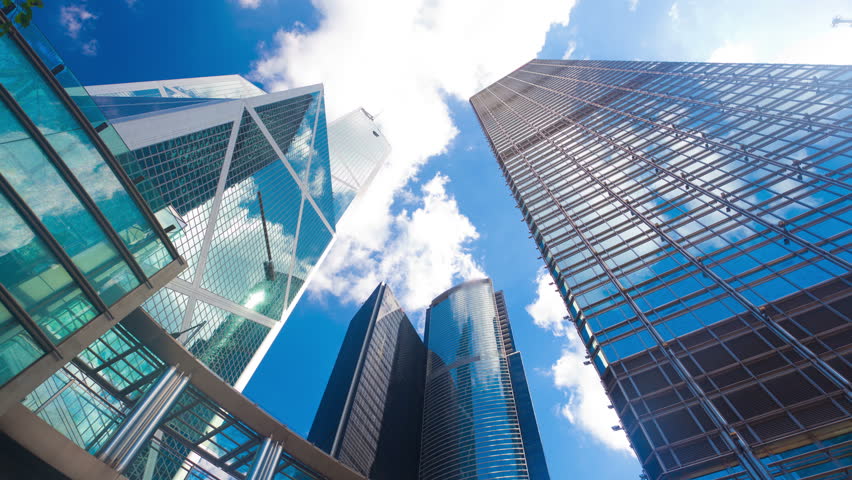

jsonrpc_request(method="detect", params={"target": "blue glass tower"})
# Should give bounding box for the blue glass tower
[420,278,550,480]
[471,59,851,480]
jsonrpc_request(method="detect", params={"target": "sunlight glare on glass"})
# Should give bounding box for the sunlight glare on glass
[245,291,266,309]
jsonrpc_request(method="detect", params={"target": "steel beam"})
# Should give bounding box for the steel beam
[121,307,366,480]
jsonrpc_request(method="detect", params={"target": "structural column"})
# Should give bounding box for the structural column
[246,437,284,480]
[98,366,190,472]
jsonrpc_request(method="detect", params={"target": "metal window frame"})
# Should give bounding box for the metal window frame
[0,259,184,417]
[0,85,150,287]
[0,11,182,266]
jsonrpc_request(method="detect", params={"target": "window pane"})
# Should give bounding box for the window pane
[0,302,44,386]
[0,105,138,305]
[0,194,98,342]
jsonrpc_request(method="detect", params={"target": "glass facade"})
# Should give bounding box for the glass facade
[79,79,388,389]
[1,9,383,480]
[471,59,851,479]
[21,320,336,480]
[0,9,178,389]
[309,284,426,480]
[327,108,391,221]
[420,279,531,480]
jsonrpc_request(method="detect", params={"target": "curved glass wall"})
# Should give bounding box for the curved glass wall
[420,279,529,480]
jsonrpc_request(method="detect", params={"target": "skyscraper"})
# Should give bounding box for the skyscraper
[83,77,389,389]
[311,279,549,480]
[309,283,426,480]
[0,7,386,479]
[471,59,851,479]
[420,278,550,480]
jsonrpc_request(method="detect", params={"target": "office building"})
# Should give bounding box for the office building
[312,279,549,480]
[309,284,426,480]
[420,278,549,480]
[471,59,851,479]
[83,77,389,389]
[0,8,386,479]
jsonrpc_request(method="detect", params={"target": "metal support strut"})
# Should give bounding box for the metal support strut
[246,437,284,480]
[98,366,190,472]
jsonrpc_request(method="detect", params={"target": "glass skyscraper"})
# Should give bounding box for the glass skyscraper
[420,278,550,480]
[81,77,389,389]
[0,7,387,480]
[309,283,426,480]
[311,279,550,480]
[471,59,851,480]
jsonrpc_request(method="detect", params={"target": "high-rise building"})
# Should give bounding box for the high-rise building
[83,77,389,389]
[309,283,426,480]
[420,278,550,480]
[0,8,386,479]
[471,59,851,480]
[311,279,550,480]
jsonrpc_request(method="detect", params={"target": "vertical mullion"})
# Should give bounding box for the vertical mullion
[0,283,59,359]
[0,172,109,317]
[0,85,150,287]
[0,14,182,265]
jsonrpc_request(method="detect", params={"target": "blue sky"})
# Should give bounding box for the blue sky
[33,0,850,478]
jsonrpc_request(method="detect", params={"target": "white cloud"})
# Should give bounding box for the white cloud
[688,1,852,66]
[59,4,97,39]
[552,346,633,454]
[562,40,577,60]
[667,2,679,23]
[525,268,633,453]
[706,28,851,66]
[526,269,571,335]
[706,42,755,63]
[309,173,484,323]
[774,28,852,65]
[628,0,639,12]
[238,0,262,8]
[251,0,575,317]
[81,39,98,56]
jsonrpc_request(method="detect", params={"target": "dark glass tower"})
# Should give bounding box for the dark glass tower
[471,59,851,480]
[309,283,427,480]
[420,278,550,480]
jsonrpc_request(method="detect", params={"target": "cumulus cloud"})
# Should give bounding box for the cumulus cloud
[707,42,756,63]
[251,0,575,317]
[526,269,633,453]
[698,2,851,66]
[628,0,639,12]
[309,173,484,322]
[526,270,571,336]
[552,345,634,454]
[59,4,97,39]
